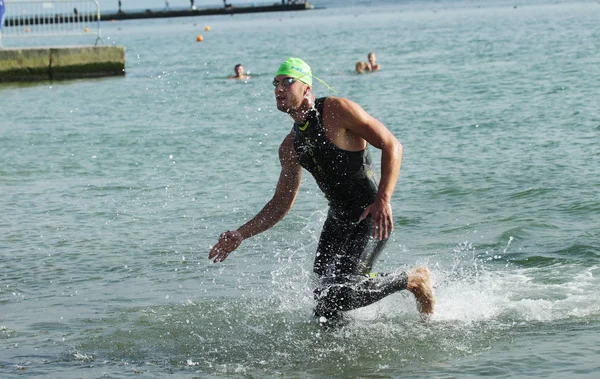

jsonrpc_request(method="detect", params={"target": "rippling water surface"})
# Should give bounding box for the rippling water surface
[1,1,599,377]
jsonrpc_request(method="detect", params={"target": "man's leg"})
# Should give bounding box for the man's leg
[349,218,436,317]
[313,213,407,321]
[312,211,352,324]
[313,211,435,322]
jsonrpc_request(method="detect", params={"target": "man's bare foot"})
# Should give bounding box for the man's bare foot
[407,266,435,319]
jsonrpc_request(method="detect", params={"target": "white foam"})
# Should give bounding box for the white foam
[428,263,599,324]
[266,229,600,327]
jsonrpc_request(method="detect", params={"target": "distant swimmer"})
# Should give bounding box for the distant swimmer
[355,61,368,74]
[355,53,380,74]
[367,52,381,71]
[209,57,435,327]
[228,64,250,80]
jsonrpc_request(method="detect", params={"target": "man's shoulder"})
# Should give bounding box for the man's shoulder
[278,132,299,166]
[322,96,344,107]
[323,96,356,113]
[280,131,296,149]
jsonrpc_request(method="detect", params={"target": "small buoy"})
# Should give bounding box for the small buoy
[196,35,203,42]
[204,26,211,31]
[84,27,89,33]
[25,27,30,33]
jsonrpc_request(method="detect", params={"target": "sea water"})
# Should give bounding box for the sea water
[1,0,599,377]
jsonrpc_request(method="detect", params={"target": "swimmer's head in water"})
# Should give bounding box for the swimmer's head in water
[276,57,312,86]
[355,61,368,73]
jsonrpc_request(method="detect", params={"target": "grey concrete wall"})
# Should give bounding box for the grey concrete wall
[0,46,125,82]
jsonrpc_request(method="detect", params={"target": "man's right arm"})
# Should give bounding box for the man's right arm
[208,132,301,263]
[237,132,301,239]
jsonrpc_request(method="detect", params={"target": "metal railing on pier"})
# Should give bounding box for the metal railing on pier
[0,0,102,47]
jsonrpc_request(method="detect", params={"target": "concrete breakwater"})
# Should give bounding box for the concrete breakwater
[0,45,125,82]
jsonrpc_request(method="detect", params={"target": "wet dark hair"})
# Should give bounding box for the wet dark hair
[234,64,243,70]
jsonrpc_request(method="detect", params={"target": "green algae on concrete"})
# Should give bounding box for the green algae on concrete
[0,46,125,82]
[0,48,51,81]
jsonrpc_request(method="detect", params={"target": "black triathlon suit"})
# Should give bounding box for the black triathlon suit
[293,97,407,321]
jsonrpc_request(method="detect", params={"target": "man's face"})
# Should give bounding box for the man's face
[273,75,307,114]
[235,65,244,76]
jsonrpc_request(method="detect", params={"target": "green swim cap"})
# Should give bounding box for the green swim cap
[276,57,312,86]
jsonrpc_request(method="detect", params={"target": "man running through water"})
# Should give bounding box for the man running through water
[209,57,435,326]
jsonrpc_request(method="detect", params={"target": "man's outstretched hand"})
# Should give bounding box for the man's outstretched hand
[208,230,243,263]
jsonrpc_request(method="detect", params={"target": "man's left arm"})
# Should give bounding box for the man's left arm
[328,97,403,240]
